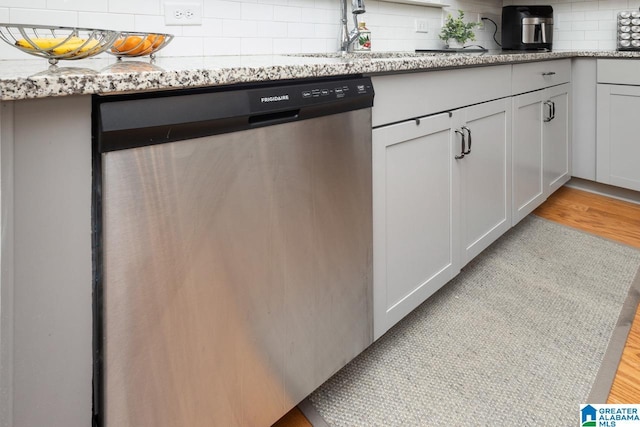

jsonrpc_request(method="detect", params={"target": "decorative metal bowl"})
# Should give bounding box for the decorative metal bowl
[0,24,174,64]
[0,24,120,65]
[106,31,173,60]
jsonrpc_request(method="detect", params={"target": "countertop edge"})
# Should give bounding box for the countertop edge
[1,50,638,101]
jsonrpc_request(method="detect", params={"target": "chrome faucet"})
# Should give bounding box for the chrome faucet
[340,0,366,53]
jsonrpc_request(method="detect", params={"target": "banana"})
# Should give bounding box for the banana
[15,36,83,50]
[51,39,100,56]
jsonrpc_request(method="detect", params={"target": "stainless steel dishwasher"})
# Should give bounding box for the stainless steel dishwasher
[91,76,374,427]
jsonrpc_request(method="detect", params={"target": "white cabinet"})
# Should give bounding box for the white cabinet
[597,84,640,191]
[596,60,640,192]
[571,58,597,181]
[544,83,571,196]
[512,90,545,224]
[372,98,513,338]
[371,60,572,339]
[372,113,459,339]
[1,97,93,427]
[454,98,512,267]
[512,83,571,225]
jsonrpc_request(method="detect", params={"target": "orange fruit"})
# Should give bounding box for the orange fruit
[146,34,165,49]
[111,36,153,55]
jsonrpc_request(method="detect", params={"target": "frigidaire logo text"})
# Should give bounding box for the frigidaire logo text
[260,94,289,103]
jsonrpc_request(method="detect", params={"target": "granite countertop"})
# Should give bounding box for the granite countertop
[2,50,640,101]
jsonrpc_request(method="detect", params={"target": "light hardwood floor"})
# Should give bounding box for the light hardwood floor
[534,186,640,404]
[273,185,640,426]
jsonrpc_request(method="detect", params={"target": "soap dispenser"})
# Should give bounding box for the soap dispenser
[354,21,371,51]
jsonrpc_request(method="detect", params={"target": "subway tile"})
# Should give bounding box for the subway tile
[572,20,599,30]
[287,21,309,37]
[78,12,135,30]
[572,2,599,12]
[572,39,598,49]
[299,7,336,24]
[273,37,300,53]
[48,0,107,12]
[182,18,223,36]
[598,39,617,49]
[0,7,8,21]
[550,4,572,13]
[108,0,160,15]
[204,1,241,19]
[570,11,586,21]
[585,29,614,40]
[10,8,77,26]
[134,14,182,34]
[554,30,576,41]
[584,10,613,20]
[203,36,241,54]
[314,23,338,38]
[240,36,272,54]
[600,0,628,11]
[241,3,273,21]
[599,20,616,30]
[0,0,45,7]
[553,40,572,50]
[161,34,203,55]
[288,0,310,8]
[257,20,287,37]
[273,5,301,22]
[260,0,287,5]
[301,37,330,52]
[223,18,257,37]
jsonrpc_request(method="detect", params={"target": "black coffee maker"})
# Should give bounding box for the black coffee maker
[502,5,553,51]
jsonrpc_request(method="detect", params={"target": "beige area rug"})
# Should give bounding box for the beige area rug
[308,215,640,426]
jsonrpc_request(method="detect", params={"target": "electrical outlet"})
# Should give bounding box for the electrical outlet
[165,1,202,26]
[415,19,429,33]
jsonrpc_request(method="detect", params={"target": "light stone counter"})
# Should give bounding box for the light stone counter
[1,50,640,101]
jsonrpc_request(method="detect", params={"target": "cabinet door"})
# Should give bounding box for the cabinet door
[372,113,459,340]
[544,83,571,197]
[597,84,640,192]
[512,90,545,225]
[455,98,512,267]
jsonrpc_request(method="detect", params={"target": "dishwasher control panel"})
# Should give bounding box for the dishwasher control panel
[248,77,374,114]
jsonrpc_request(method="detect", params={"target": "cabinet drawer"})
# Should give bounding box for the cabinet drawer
[597,59,640,85]
[512,59,571,95]
[371,65,511,127]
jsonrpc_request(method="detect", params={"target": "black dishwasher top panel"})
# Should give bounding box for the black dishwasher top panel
[94,76,374,153]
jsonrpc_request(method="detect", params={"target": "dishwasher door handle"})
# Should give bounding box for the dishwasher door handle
[249,109,300,127]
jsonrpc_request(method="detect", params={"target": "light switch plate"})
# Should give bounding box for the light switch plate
[165,1,202,26]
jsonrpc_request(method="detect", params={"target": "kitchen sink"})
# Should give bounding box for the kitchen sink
[288,51,458,59]
[287,50,493,60]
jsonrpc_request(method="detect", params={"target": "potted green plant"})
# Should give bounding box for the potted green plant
[439,10,480,49]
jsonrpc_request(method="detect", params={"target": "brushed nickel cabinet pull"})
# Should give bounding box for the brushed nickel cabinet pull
[455,129,466,159]
[462,125,471,154]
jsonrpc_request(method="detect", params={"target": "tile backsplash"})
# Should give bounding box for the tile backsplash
[0,0,637,59]
[0,0,502,59]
